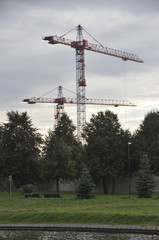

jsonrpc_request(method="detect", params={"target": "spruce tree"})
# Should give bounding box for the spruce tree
[136,154,154,198]
[76,166,95,199]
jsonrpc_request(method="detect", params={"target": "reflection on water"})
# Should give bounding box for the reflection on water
[0,231,159,240]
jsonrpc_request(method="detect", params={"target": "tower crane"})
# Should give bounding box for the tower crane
[23,85,136,130]
[42,25,143,140]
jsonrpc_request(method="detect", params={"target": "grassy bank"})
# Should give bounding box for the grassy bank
[0,192,159,226]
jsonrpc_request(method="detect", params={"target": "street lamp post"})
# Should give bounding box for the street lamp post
[128,142,132,195]
[9,175,12,198]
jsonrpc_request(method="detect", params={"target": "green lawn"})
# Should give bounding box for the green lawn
[0,192,159,226]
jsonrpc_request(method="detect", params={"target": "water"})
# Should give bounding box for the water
[0,231,159,240]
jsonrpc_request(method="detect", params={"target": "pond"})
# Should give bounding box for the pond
[0,231,159,240]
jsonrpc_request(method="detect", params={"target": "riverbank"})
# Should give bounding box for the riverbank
[0,192,159,226]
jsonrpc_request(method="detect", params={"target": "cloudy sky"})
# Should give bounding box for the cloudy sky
[0,0,159,136]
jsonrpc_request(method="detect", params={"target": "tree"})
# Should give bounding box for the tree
[55,113,76,144]
[0,124,5,178]
[55,113,85,177]
[83,110,131,193]
[76,165,95,199]
[136,154,155,198]
[0,111,42,188]
[133,110,159,174]
[41,113,86,191]
[41,130,75,193]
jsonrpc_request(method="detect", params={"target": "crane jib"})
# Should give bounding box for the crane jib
[43,35,144,63]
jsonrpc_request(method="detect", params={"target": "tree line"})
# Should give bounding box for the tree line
[0,109,158,195]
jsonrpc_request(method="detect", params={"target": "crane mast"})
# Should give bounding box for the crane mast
[76,25,86,139]
[54,86,64,128]
[42,25,143,140]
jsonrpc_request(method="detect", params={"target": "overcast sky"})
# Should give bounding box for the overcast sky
[0,0,159,135]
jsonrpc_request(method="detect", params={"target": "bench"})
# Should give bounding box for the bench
[24,193,40,198]
[43,193,61,198]
[32,193,40,198]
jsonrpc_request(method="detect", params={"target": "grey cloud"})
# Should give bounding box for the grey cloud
[0,0,158,134]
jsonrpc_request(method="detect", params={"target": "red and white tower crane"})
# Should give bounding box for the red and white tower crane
[23,85,136,132]
[42,25,143,139]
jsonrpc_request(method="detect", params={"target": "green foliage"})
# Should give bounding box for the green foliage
[136,154,155,198]
[41,113,85,192]
[71,140,86,178]
[0,111,42,188]
[133,110,159,174]
[83,110,131,193]
[55,113,76,144]
[55,113,85,177]
[76,166,95,199]
[41,129,75,192]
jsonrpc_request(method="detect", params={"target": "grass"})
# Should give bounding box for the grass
[0,192,159,226]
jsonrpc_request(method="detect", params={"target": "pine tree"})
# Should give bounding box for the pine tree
[76,166,95,199]
[136,154,155,198]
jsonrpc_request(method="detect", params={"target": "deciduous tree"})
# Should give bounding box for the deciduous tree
[0,111,42,188]
[133,110,159,174]
[55,113,85,177]
[41,130,74,193]
[55,113,76,144]
[84,110,131,193]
